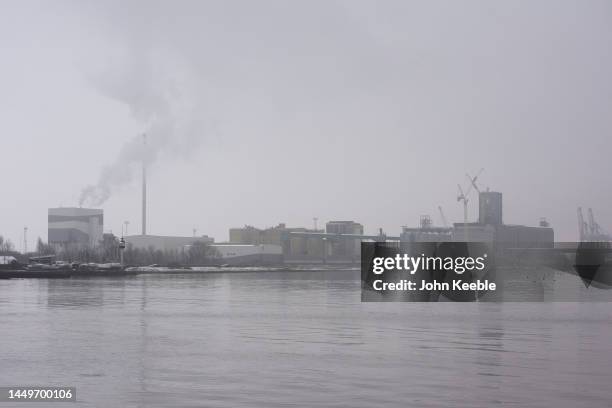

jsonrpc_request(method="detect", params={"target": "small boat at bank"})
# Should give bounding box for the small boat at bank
[0,268,72,279]
[0,256,136,279]
[0,257,72,279]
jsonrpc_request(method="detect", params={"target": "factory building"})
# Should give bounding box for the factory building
[452,223,496,243]
[229,223,325,260]
[325,221,364,260]
[124,234,214,252]
[48,207,103,249]
[230,221,367,263]
[400,190,553,255]
[493,224,554,250]
[453,190,553,250]
[229,224,287,246]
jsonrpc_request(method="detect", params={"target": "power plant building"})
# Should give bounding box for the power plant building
[48,207,104,249]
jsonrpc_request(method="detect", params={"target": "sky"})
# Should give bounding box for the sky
[1,0,611,248]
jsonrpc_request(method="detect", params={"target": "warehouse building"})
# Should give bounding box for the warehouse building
[124,234,215,252]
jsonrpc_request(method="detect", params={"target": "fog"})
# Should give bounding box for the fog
[1,0,611,247]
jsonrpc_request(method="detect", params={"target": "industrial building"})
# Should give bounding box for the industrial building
[402,190,554,255]
[325,221,364,260]
[230,223,325,260]
[124,234,214,252]
[229,221,367,263]
[453,191,553,250]
[401,215,453,242]
[212,244,283,265]
[478,191,503,225]
[48,207,104,249]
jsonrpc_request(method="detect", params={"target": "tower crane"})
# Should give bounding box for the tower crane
[457,184,472,225]
[457,168,484,225]
[466,168,484,194]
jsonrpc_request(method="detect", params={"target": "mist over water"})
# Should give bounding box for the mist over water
[1,270,611,407]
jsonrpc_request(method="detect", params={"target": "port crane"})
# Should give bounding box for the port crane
[577,207,587,241]
[578,207,610,241]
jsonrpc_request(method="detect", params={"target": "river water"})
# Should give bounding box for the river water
[1,269,611,407]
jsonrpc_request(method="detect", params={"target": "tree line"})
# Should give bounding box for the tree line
[0,234,220,266]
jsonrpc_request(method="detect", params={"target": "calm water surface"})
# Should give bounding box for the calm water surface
[1,270,611,407]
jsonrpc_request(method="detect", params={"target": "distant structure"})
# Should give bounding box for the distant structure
[23,226,28,254]
[230,223,325,260]
[124,233,282,265]
[48,207,103,249]
[230,221,369,263]
[577,207,610,241]
[325,221,364,260]
[124,234,214,252]
[478,191,503,225]
[453,190,553,250]
[141,133,147,235]
[401,216,453,242]
[401,188,553,252]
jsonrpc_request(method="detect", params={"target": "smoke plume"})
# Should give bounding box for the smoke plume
[78,46,210,207]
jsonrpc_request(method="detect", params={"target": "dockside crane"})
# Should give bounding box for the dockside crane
[588,208,601,237]
[577,207,587,241]
[578,207,610,241]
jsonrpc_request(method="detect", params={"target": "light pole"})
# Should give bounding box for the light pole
[119,237,126,268]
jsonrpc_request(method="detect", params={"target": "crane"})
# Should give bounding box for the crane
[588,208,601,237]
[457,168,484,225]
[466,168,484,195]
[586,208,610,241]
[577,207,587,241]
[457,184,472,225]
[438,206,449,228]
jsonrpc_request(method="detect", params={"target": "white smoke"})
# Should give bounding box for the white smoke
[78,46,211,207]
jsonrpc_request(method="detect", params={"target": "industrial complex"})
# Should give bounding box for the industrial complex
[44,157,556,266]
[39,144,606,267]
[45,188,556,266]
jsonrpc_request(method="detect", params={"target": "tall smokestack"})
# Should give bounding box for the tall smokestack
[142,133,147,236]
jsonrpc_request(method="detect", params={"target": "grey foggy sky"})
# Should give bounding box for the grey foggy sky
[1,0,611,248]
